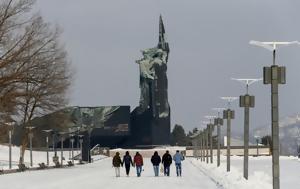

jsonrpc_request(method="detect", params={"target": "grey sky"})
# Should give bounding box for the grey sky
[35,0,300,135]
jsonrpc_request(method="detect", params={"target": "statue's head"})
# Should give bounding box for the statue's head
[153,49,164,58]
[141,48,160,59]
[138,48,167,65]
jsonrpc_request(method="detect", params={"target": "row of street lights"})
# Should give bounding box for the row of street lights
[7,126,85,169]
[192,41,300,189]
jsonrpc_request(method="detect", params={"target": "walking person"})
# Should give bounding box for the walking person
[134,152,143,177]
[151,151,161,177]
[123,151,134,176]
[112,152,123,177]
[173,150,185,177]
[162,150,172,176]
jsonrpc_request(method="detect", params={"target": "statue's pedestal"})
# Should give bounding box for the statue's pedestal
[130,107,170,146]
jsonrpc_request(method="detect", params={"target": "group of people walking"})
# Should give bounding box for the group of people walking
[112,150,185,177]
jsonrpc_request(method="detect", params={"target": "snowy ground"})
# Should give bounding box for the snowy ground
[0,157,221,189]
[191,155,300,189]
[1,145,299,189]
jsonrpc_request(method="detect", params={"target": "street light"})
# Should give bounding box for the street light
[69,133,75,164]
[78,134,84,162]
[76,126,81,154]
[7,122,15,169]
[68,128,72,160]
[202,121,210,164]
[254,135,261,156]
[51,130,59,165]
[205,116,216,164]
[212,108,225,167]
[221,96,238,172]
[192,131,200,159]
[87,126,93,163]
[191,133,198,158]
[25,126,35,167]
[199,130,202,161]
[232,78,261,180]
[201,128,207,162]
[42,129,53,166]
[199,125,206,162]
[59,132,66,166]
[250,40,300,189]
[204,128,209,164]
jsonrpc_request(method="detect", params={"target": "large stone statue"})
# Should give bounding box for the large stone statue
[135,15,170,119]
[131,15,171,145]
[136,48,167,114]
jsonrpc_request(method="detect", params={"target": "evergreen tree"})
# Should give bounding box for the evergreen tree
[171,124,188,146]
[261,135,272,146]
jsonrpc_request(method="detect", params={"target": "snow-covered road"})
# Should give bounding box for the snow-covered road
[0,157,221,189]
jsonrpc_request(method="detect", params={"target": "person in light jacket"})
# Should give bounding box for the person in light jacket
[173,150,185,176]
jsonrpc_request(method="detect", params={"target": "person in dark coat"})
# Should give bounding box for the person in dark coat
[151,151,161,177]
[161,150,172,176]
[123,151,134,176]
[112,152,122,177]
[133,152,144,177]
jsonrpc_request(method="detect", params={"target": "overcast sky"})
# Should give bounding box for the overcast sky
[35,0,300,135]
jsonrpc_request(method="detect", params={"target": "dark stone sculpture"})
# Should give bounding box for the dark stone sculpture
[130,16,171,145]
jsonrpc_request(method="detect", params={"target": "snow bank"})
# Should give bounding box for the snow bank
[191,158,272,189]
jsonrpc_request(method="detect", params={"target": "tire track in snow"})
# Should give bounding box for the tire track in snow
[189,159,224,189]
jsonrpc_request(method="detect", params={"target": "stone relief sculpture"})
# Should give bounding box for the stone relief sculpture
[69,106,121,128]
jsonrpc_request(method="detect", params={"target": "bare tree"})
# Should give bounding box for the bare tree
[0,0,37,121]
[0,0,72,165]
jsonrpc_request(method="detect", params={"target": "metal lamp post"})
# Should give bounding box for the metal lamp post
[198,131,202,161]
[202,121,210,164]
[199,125,206,162]
[7,122,15,169]
[76,126,81,154]
[205,128,209,163]
[42,129,53,166]
[51,130,59,165]
[59,132,66,166]
[52,130,57,156]
[78,134,84,162]
[202,129,207,162]
[87,126,93,163]
[68,129,71,160]
[250,40,300,189]
[199,130,204,161]
[9,128,12,169]
[205,116,216,164]
[191,132,199,159]
[191,135,197,158]
[208,123,214,164]
[26,126,35,167]
[197,131,201,159]
[212,108,225,167]
[232,78,261,179]
[255,135,261,156]
[199,131,203,161]
[70,134,75,164]
[221,97,238,172]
